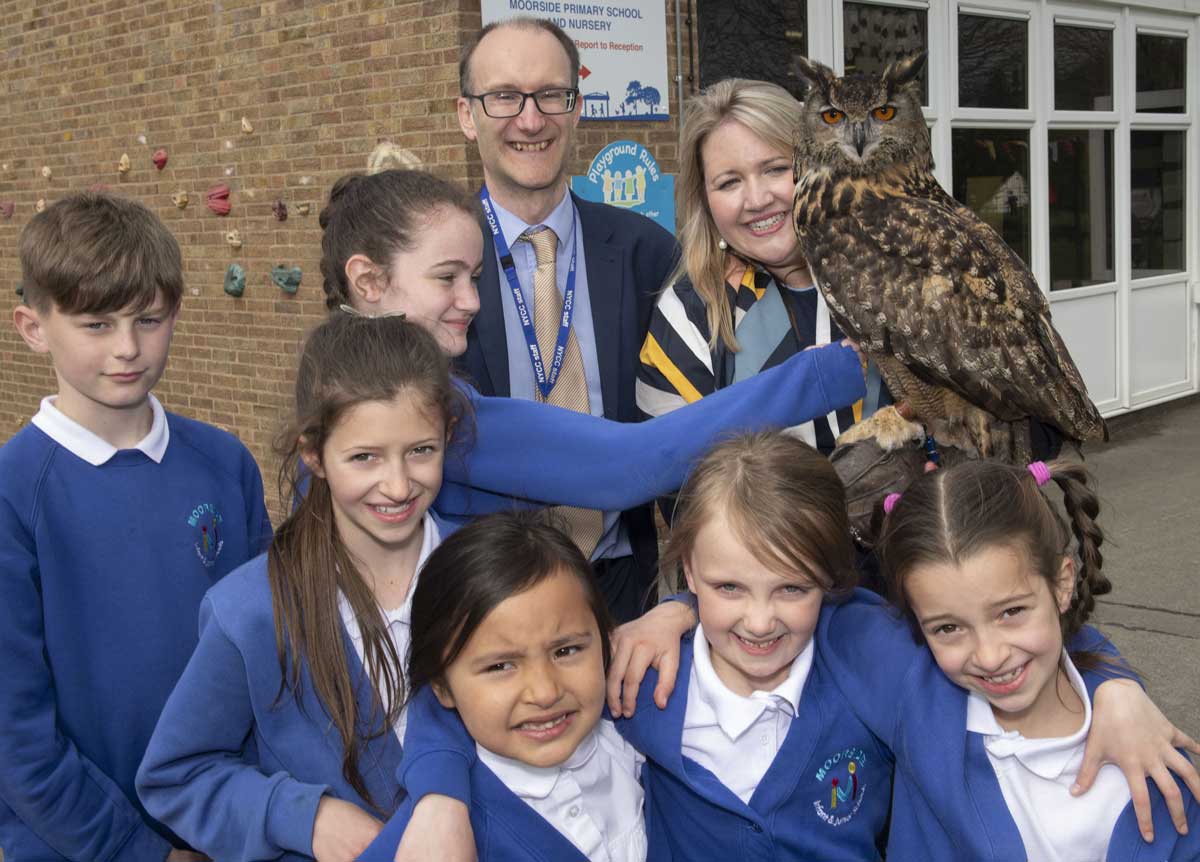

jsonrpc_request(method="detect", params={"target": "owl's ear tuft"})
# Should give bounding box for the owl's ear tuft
[883,52,926,95]
[793,56,836,103]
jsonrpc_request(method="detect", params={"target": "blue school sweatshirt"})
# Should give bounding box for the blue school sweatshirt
[815,590,1200,861]
[136,513,458,862]
[617,627,892,861]
[0,413,271,862]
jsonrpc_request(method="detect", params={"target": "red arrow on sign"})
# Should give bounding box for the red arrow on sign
[580,64,591,79]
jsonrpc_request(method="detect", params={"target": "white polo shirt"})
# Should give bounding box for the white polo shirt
[967,651,1131,861]
[478,719,646,862]
[31,394,169,464]
[681,623,813,804]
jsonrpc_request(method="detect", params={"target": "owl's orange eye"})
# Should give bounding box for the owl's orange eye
[821,109,844,124]
[873,105,896,121]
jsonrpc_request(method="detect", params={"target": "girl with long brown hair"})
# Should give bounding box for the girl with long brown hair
[138,312,469,862]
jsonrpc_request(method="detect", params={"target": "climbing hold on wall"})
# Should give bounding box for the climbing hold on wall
[153,149,168,170]
[136,134,148,145]
[36,198,46,213]
[225,229,242,250]
[241,116,254,134]
[118,153,131,174]
[15,282,24,297]
[206,184,231,216]
[223,263,246,297]
[272,199,287,221]
[172,190,189,209]
[41,166,52,179]
[0,201,14,219]
[271,265,302,295]
[296,202,311,216]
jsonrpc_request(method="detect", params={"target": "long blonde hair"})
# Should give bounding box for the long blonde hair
[673,79,804,352]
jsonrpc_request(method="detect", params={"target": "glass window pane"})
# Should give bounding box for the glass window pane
[951,129,1031,266]
[1048,130,1114,290]
[958,14,1027,109]
[1131,131,1186,278]
[843,3,928,104]
[1054,25,1113,111]
[697,0,808,100]
[1136,34,1186,113]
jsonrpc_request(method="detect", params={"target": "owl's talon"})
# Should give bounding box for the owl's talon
[837,405,925,452]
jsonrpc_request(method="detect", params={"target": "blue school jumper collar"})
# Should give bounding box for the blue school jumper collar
[616,628,887,855]
[626,636,825,824]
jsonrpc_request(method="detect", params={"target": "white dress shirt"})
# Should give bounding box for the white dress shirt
[967,651,1131,861]
[337,514,441,743]
[681,623,813,804]
[478,719,647,862]
[31,393,169,464]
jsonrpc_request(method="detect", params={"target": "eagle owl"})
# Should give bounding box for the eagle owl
[791,54,1106,461]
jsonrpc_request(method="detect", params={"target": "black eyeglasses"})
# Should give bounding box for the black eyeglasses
[463,88,580,118]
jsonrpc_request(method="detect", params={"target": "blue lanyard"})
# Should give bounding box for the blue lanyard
[479,185,578,400]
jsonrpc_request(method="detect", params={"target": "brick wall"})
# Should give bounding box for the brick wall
[0,0,695,514]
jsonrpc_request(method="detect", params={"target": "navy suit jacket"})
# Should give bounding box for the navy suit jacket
[460,193,679,575]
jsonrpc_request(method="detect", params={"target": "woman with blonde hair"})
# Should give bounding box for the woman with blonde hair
[638,79,867,453]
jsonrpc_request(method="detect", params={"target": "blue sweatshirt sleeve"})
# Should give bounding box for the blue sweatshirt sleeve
[136,597,329,861]
[397,685,476,805]
[442,342,865,513]
[0,492,173,862]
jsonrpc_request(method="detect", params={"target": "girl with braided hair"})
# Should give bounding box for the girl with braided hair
[815,458,1200,860]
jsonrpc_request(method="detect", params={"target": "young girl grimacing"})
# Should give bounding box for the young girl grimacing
[138,313,468,862]
[362,511,647,862]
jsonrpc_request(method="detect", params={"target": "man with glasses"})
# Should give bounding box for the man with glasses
[456,17,679,623]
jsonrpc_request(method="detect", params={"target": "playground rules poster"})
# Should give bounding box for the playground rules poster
[481,0,670,121]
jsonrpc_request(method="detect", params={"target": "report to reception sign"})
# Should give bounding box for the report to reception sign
[482,0,670,121]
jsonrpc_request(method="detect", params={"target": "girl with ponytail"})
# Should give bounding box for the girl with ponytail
[837,458,1200,860]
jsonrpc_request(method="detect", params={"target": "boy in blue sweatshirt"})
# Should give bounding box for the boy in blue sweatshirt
[1,192,272,862]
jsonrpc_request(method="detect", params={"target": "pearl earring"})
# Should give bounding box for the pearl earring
[718,238,728,251]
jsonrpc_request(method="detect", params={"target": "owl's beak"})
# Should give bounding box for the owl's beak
[852,123,868,157]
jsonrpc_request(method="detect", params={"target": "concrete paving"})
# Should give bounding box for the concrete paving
[1086,394,1200,740]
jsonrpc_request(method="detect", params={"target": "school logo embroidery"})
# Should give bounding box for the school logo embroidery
[812,746,868,826]
[188,502,224,568]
